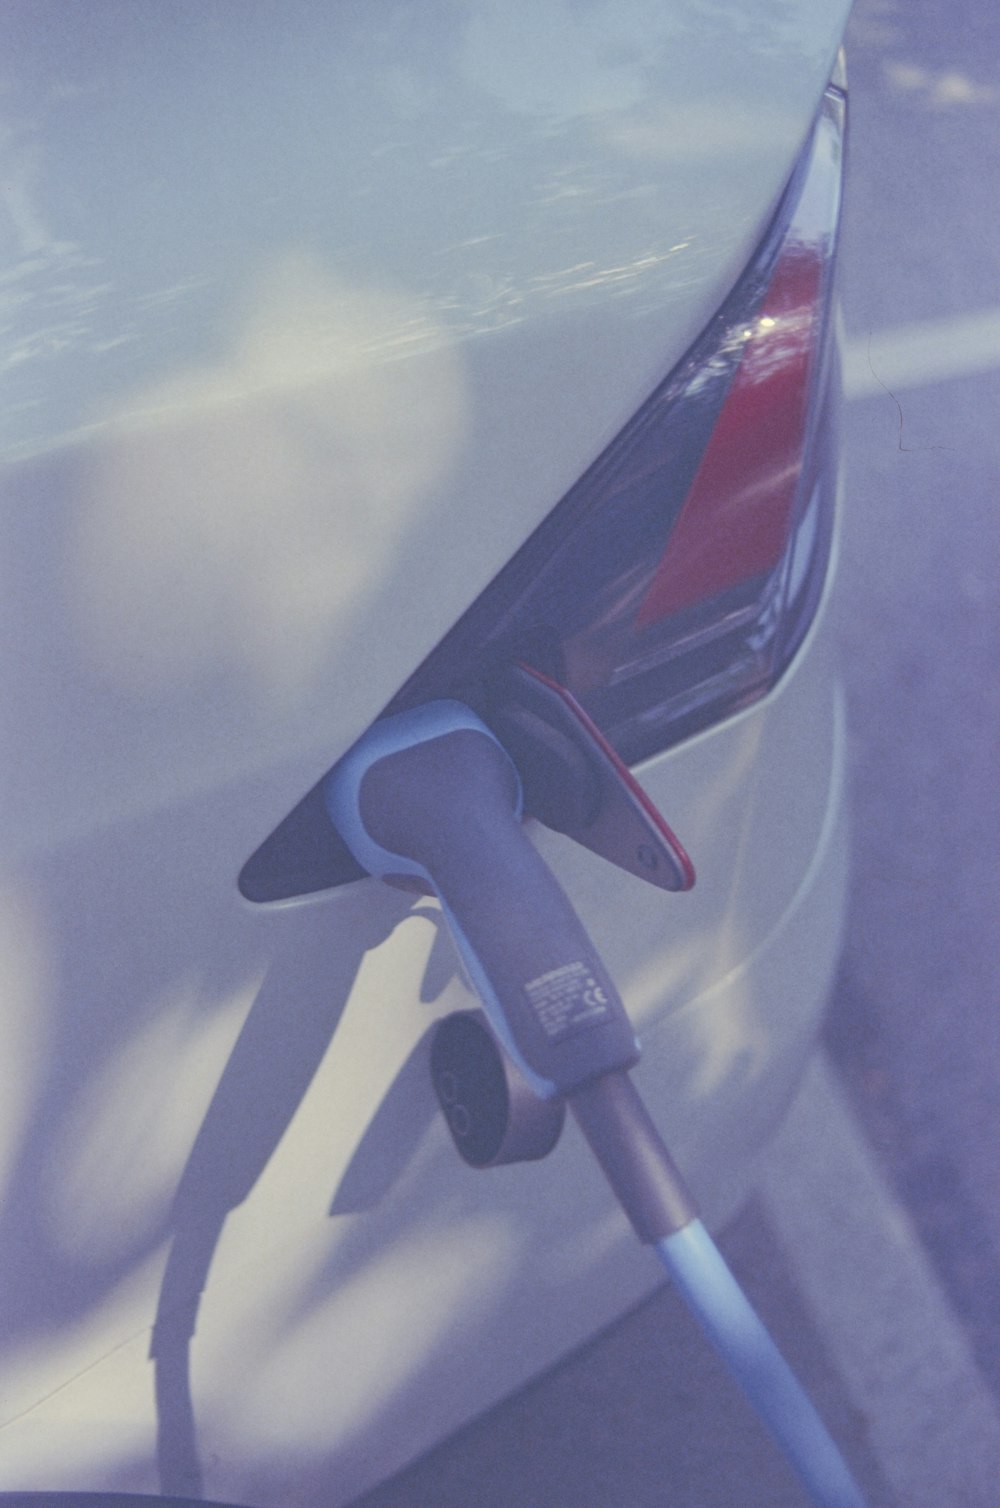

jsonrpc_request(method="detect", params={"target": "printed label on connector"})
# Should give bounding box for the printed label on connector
[524,961,612,1041]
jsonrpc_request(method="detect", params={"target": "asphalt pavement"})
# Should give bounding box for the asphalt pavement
[352,3,1000,1503]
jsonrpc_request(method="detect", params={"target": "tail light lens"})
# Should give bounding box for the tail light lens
[241,81,845,902]
[436,81,845,765]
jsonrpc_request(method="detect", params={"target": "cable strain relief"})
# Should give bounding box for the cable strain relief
[569,1070,699,1242]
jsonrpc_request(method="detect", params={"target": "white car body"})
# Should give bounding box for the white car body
[2,3,852,1504]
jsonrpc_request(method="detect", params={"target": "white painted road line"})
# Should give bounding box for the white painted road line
[843,308,1000,400]
[759,1053,1000,1508]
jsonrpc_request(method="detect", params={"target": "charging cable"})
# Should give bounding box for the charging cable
[325,700,867,1508]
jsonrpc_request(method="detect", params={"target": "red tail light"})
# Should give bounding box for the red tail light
[445,80,848,768]
[637,242,824,625]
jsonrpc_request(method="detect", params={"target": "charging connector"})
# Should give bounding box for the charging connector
[324,697,868,1508]
[325,700,642,1100]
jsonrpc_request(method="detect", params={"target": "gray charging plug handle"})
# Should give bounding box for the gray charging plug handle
[357,727,640,1098]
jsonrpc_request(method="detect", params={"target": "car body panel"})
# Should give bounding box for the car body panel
[0,569,847,1504]
[1,2,852,1502]
[4,0,850,854]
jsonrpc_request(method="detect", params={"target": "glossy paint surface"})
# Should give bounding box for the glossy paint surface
[3,0,850,849]
[0,2,851,1503]
[0,588,848,1505]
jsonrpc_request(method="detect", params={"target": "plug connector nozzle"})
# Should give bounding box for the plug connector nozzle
[324,701,640,1099]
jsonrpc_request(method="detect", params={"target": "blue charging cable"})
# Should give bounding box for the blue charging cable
[658,1221,866,1507]
[325,700,869,1508]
